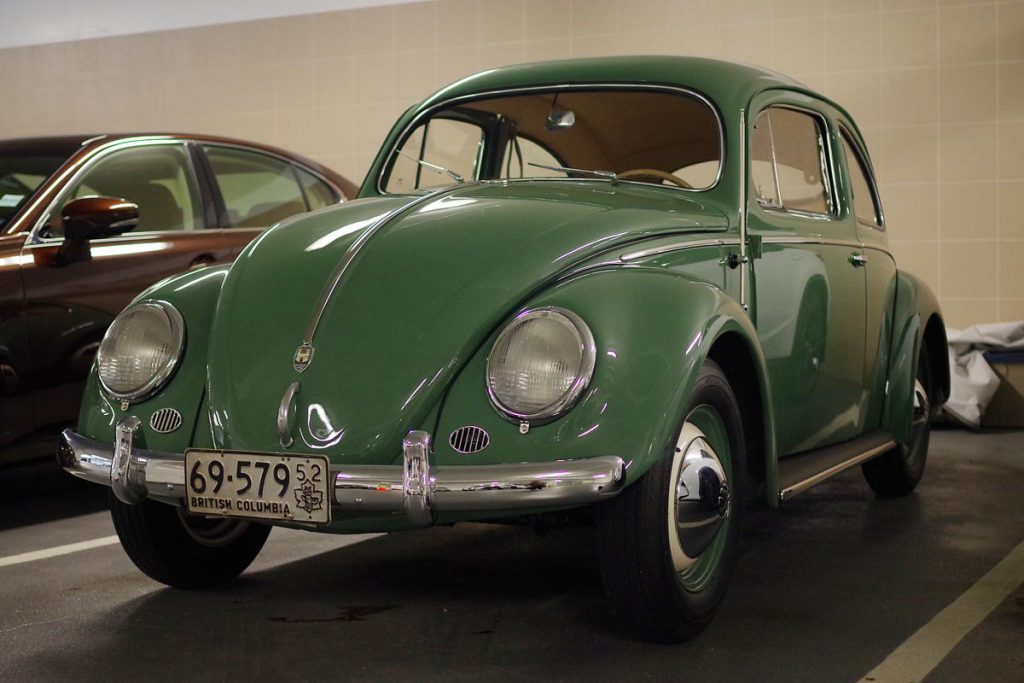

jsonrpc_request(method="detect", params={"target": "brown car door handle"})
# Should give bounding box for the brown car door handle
[849,252,867,267]
[189,254,216,269]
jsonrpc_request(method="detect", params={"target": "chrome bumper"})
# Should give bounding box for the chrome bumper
[58,421,626,527]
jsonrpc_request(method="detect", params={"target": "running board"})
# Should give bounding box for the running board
[777,431,896,502]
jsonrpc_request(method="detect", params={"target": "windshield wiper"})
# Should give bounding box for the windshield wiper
[395,150,464,184]
[527,162,617,182]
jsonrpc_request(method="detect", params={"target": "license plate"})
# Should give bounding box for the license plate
[185,450,331,525]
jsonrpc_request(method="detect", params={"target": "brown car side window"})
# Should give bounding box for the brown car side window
[48,144,201,238]
[204,146,308,228]
[296,167,338,211]
[839,128,883,228]
[751,107,832,216]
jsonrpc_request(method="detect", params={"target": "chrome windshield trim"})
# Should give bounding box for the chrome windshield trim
[376,82,725,196]
[299,183,483,348]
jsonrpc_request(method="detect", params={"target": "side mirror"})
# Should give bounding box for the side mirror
[54,197,139,265]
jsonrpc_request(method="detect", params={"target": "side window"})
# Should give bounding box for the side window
[386,118,483,192]
[751,107,832,216]
[48,144,201,238]
[500,136,566,178]
[204,146,307,228]
[296,167,339,210]
[839,129,882,228]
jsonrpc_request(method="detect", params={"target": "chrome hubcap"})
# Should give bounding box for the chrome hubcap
[912,379,930,429]
[176,509,251,547]
[668,422,730,572]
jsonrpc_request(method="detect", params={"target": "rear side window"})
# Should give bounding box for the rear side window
[204,146,307,228]
[296,167,338,210]
[752,107,832,216]
[839,129,882,228]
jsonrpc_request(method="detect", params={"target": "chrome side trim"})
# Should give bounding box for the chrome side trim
[299,184,478,350]
[58,427,627,523]
[620,238,737,262]
[377,82,725,196]
[738,108,749,310]
[778,440,895,502]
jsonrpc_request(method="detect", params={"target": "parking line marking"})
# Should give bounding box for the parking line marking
[858,538,1024,683]
[0,535,120,568]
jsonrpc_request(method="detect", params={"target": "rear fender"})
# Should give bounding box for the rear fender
[884,271,947,443]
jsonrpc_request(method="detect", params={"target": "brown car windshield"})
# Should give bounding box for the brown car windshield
[384,88,722,194]
[0,147,75,227]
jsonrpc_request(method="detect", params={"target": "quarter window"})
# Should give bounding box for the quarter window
[751,107,832,216]
[205,146,308,228]
[387,118,484,192]
[839,129,882,228]
[48,144,201,237]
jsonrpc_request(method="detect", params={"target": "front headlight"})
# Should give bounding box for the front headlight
[96,300,185,402]
[486,307,596,421]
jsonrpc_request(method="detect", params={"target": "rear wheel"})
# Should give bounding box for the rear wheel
[862,348,932,497]
[110,494,270,588]
[596,359,746,642]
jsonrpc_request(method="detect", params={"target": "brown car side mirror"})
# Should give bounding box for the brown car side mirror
[54,196,139,266]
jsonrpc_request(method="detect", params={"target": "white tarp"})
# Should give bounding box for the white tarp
[944,321,1024,427]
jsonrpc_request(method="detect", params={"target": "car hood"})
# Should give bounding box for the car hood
[206,181,727,462]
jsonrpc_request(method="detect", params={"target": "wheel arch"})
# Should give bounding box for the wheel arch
[705,329,777,507]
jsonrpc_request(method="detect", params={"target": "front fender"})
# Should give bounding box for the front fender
[433,266,774,490]
[76,265,230,452]
[884,270,944,443]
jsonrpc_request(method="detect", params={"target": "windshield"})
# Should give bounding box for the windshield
[383,87,722,194]
[0,150,72,228]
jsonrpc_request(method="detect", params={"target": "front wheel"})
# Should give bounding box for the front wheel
[596,359,746,643]
[110,494,270,588]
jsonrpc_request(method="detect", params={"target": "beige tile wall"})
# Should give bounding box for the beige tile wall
[1,0,1022,327]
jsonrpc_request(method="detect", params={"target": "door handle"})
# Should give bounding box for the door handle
[189,254,216,269]
[849,252,867,267]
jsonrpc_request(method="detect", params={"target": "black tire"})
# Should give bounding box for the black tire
[110,493,271,588]
[596,359,747,643]
[862,348,932,497]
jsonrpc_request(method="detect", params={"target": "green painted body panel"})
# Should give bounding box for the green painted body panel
[78,266,231,452]
[206,181,725,463]
[74,56,945,528]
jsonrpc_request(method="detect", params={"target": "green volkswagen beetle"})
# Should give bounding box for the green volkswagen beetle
[59,56,948,642]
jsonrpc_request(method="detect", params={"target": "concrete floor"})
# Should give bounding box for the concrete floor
[1,428,1022,682]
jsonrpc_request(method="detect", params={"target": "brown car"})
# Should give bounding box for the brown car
[0,133,356,457]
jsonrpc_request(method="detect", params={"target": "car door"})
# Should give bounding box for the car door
[19,140,233,427]
[747,96,868,457]
[199,145,340,258]
[838,123,896,433]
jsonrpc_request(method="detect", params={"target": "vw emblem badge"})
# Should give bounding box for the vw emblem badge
[293,343,314,372]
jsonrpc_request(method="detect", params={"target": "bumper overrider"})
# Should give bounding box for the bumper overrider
[58,418,627,527]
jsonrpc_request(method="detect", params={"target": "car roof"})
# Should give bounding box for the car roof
[424,56,806,114]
